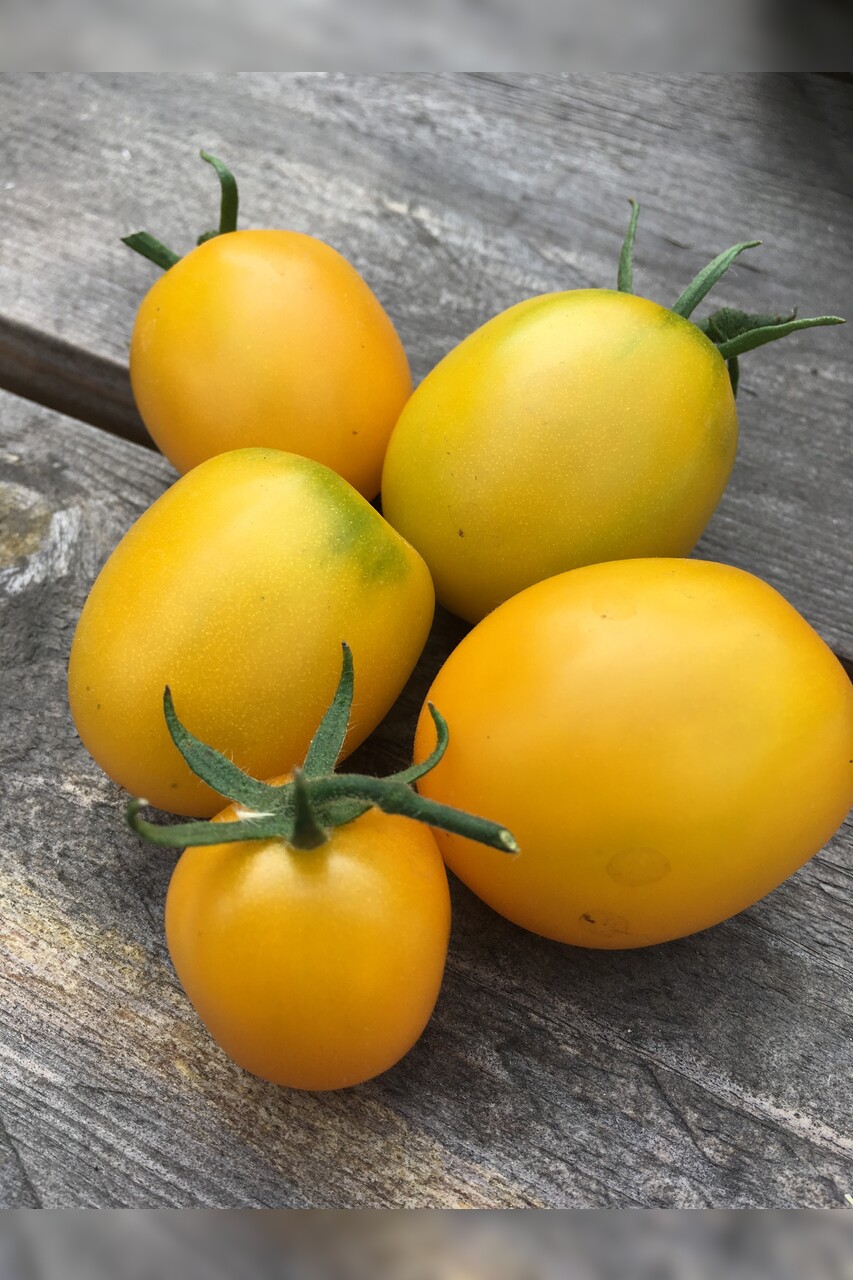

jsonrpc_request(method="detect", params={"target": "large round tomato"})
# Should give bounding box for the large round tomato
[414,559,853,948]
[69,448,433,817]
[166,793,450,1090]
[130,230,412,498]
[382,290,737,622]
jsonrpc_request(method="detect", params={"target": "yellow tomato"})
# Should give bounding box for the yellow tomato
[166,793,450,1090]
[130,230,412,498]
[382,290,738,622]
[414,559,853,948]
[69,448,433,817]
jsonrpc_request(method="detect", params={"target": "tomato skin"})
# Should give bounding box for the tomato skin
[166,797,451,1090]
[130,230,412,499]
[382,290,738,622]
[68,448,434,817]
[414,559,853,948]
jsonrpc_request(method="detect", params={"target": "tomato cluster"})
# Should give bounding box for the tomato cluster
[68,153,852,1090]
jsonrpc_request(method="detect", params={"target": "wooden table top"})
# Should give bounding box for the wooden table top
[0,73,851,1208]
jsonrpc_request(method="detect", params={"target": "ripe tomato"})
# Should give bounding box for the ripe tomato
[130,230,411,498]
[382,291,738,622]
[166,792,451,1090]
[413,559,853,948]
[69,448,433,817]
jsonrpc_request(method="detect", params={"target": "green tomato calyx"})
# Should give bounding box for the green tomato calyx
[616,200,844,394]
[127,643,519,856]
[122,150,240,272]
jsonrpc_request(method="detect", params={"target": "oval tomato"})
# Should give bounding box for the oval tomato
[414,559,853,947]
[166,793,450,1090]
[69,448,434,817]
[130,230,411,498]
[382,290,738,622]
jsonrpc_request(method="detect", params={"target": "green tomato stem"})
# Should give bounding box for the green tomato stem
[610,205,844,376]
[289,767,330,850]
[198,151,239,242]
[309,773,518,852]
[617,199,640,294]
[122,150,240,269]
[127,645,519,859]
[727,356,740,397]
[163,686,278,811]
[385,704,448,786]
[698,306,797,343]
[715,313,845,360]
[121,232,181,271]
[126,797,283,848]
[671,241,761,319]
[303,642,354,777]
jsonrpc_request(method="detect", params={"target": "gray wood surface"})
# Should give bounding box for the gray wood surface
[0,73,852,1209]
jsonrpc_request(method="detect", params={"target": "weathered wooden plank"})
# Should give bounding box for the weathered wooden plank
[0,74,849,376]
[1,390,851,1208]
[0,73,850,657]
[0,315,146,447]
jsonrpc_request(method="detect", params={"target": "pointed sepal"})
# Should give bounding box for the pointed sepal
[121,232,180,271]
[715,314,845,361]
[617,199,640,294]
[671,241,761,319]
[163,687,279,811]
[387,704,448,786]
[128,653,519,860]
[199,150,239,239]
[127,797,288,848]
[303,643,354,778]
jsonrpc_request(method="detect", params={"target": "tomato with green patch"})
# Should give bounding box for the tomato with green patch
[382,204,842,622]
[69,448,434,817]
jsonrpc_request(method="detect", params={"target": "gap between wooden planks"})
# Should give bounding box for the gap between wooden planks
[0,314,148,448]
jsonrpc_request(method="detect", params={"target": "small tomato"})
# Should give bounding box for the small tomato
[68,449,434,817]
[130,647,515,1090]
[414,559,853,948]
[383,290,737,622]
[382,207,842,622]
[125,154,411,498]
[166,797,451,1091]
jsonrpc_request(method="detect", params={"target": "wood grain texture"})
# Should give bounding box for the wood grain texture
[0,73,850,373]
[0,72,850,654]
[1,390,852,1209]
